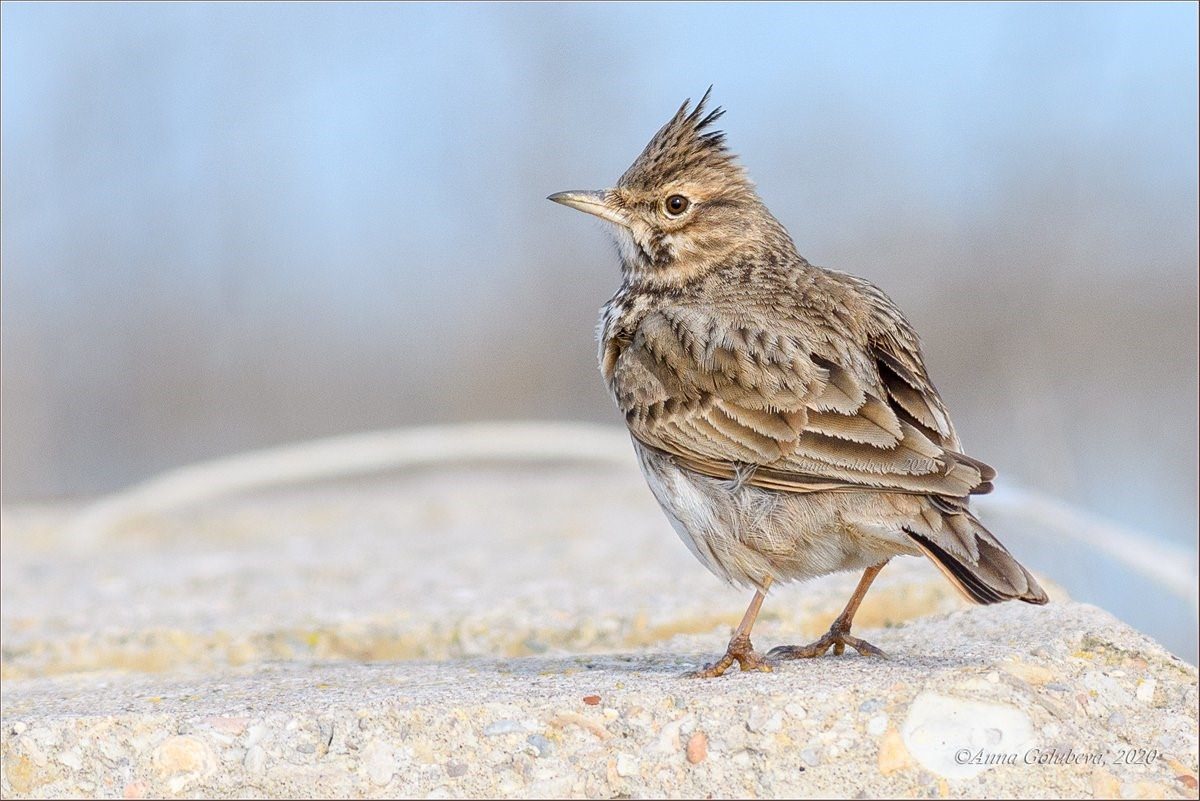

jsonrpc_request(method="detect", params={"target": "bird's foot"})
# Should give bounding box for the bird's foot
[685,634,774,678]
[766,621,888,660]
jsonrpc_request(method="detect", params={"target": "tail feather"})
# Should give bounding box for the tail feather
[905,509,1048,606]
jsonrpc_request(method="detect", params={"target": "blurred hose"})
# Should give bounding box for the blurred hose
[64,421,1198,613]
[979,485,1198,612]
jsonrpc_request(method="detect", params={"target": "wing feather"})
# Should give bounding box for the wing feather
[609,286,993,501]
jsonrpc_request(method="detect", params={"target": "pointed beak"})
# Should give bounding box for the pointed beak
[547,189,628,227]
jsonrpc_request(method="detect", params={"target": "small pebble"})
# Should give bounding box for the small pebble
[1003,661,1056,685]
[526,734,554,758]
[206,717,249,736]
[655,718,684,753]
[446,762,468,778]
[746,706,782,734]
[363,740,394,786]
[98,740,125,762]
[866,715,888,736]
[877,729,912,775]
[686,732,708,764]
[152,735,214,777]
[1136,679,1157,704]
[616,753,639,777]
[582,695,600,706]
[801,747,821,766]
[243,746,266,775]
[245,724,270,747]
[858,698,884,714]
[483,719,524,736]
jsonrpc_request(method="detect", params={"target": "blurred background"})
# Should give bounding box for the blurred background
[2,4,1196,652]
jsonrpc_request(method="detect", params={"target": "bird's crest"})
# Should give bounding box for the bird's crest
[618,87,746,191]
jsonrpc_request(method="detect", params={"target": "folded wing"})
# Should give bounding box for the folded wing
[613,302,994,499]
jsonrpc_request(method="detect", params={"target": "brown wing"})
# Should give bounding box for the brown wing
[609,299,994,499]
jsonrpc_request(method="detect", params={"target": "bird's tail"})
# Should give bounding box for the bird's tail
[904,506,1048,605]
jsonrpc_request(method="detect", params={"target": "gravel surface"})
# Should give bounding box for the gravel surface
[2,462,1197,798]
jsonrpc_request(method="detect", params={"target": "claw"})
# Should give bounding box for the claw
[767,628,888,661]
[685,635,774,678]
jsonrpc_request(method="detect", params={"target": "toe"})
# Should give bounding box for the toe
[846,637,889,659]
[765,644,790,660]
[738,655,774,673]
[766,643,826,660]
[765,645,792,660]
[683,666,721,679]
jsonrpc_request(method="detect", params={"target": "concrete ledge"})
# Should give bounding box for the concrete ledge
[3,603,1197,798]
[2,461,1197,798]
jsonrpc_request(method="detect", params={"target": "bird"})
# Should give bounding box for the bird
[548,89,1048,678]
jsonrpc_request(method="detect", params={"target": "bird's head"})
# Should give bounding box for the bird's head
[550,89,793,288]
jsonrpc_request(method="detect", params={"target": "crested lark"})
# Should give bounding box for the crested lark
[549,90,1047,678]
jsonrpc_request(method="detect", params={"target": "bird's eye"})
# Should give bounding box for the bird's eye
[664,194,690,216]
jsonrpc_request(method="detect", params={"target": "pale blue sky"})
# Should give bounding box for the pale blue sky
[2,1,1196,541]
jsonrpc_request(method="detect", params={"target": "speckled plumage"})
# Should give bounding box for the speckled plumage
[551,90,1046,674]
